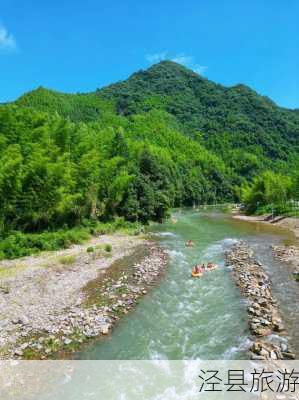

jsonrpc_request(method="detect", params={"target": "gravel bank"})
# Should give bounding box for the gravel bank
[272,245,299,279]
[0,234,168,359]
[226,241,296,360]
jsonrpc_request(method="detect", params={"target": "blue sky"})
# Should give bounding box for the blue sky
[1,0,298,108]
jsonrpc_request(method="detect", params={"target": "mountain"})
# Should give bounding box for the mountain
[0,60,297,242]
[15,61,299,163]
[99,61,299,161]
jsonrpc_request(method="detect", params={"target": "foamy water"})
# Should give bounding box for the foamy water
[77,211,250,360]
[77,210,298,360]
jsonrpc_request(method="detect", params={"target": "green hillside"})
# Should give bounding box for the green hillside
[99,61,299,162]
[16,61,299,169]
[16,87,114,122]
[0,61,298,258]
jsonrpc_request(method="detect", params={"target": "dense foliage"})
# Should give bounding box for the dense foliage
[241,170,299,215]
[0,60,298,257]
[0,105,231,233]
[0,218,140,260]
[16,87,114,122]
[100,61,299,165]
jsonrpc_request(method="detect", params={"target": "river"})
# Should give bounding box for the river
[76,210,298,360]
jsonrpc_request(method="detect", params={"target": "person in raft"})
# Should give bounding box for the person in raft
[193,265,200,274]
[186,240,194,247]
[193,264,205,274]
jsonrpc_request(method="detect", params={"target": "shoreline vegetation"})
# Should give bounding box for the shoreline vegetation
[0,230,168,359]
[0,218,143,261]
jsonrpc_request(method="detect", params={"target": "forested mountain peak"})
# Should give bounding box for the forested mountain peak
[0,61,298,246]
[6,60,298,168]
[98,62,299,160]
[99,61,284,114]
[131,60,205,83]
[99,60,213,105]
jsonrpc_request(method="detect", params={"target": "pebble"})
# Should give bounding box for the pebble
[227,241,295,360]
[101,326,109,335]
[3,242,168,359]
[281,352,296,360]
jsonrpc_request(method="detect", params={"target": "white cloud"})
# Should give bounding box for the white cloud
[171,53,207,76]
[193,65,208,75]
[171,54,193,65]
[146,52,167,64]
[146,51,207,76]
[0,24,16,51]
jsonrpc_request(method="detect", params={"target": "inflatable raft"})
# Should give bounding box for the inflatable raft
[191,271,203,278]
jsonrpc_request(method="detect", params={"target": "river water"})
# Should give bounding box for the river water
[77,210,298,360]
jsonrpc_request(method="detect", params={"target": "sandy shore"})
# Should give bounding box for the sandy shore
[233,214,299,239]
[0,233,168,359]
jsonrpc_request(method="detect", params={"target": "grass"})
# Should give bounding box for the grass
[89,219,142,236]
[0,228,90,261]
[104,244,112,253]
[0,282,10,293]
[0,263,26,279]
[58,255,76,265]
[20,329,88,360]
[0,217,142,261]
[90,243,113,258]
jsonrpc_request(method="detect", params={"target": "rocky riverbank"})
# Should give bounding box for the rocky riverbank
[0,234,168,359]
[226,241,296,360]
[234,214,299,281]
[272,245,299,281]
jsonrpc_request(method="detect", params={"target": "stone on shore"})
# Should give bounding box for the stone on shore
[226,241,295,360]
[3,240,168,359]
